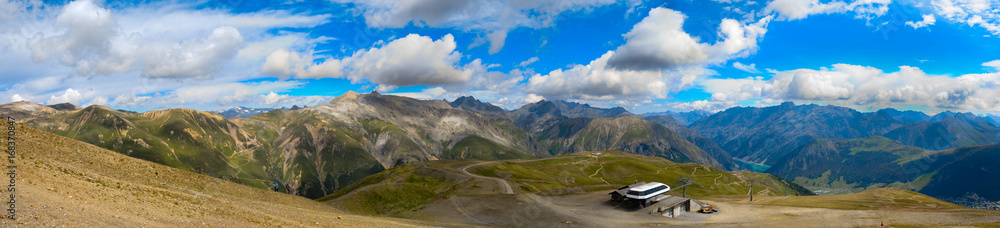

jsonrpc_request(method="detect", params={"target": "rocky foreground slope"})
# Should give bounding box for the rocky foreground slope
[2,119,434,227]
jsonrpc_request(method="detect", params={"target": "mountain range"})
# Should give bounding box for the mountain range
[6,94,1000,206]
[450,98,731,169]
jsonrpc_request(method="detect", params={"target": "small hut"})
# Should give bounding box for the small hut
[609,182,647,203]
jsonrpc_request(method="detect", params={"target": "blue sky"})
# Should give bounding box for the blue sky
[3,0,1000,114]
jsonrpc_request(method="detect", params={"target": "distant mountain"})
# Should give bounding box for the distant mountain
[644,114,737,170]
[986,114,1000,127]
[46,102,81,111]
[874,108,930,124]
[213,106,278,119]
[535,116,725,168]
[929,111,959,122]
[0,101,62,120]
[689,102,904,166]
[309,91,543,163]
[770,136,1000,204]
[644,110,711,126]
[448,96,507,116]
[549,100,631,118]
[508,100,568,134]
[882,113,1000,151]
[768,136,929,194]
[507,100,632,134]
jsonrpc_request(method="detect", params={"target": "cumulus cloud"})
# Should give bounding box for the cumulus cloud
[906,14,937,29]
[606,8,707,71]
[86,96,108,106]
[261,34,486,91]
[260,48,345,79]
[348,34,475,87]
[140,26,244,78]
[932,0,1000,35]
[526,7,762,103]
[524,94,545,103]
[21,0,327,79]
[702,62,1000,113]
[28,0,118,75]
[2,0,337,111]
[526,51,704,101]
[733,62,761,73]
[332,0,617,54]
[763,0,890,21]
[10,94,23,102]
[607,7,770,71]
[46,88,84,105]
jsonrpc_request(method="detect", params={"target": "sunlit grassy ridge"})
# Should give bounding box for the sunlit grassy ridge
[474,151,810,197]
[322,150,811,216]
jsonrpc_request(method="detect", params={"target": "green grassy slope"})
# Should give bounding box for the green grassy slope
[473,151,809,197]
[322,151,812,216]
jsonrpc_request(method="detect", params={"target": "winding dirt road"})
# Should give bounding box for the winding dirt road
[460,161,514,194]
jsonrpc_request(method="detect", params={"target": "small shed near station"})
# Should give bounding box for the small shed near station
[609,182,647,203]
[649,195,701,218]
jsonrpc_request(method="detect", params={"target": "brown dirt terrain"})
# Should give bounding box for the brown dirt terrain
[402,190,1000,227]
[0,121,441,227]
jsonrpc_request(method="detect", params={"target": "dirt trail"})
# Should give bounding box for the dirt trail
[460,161,514,194]
[587,159,610,185]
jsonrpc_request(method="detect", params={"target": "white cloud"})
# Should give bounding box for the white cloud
[525,7,761,104]
[262,92,288,105]
[906,14,937,29]
[260,48,345,79]
[606,7,706,71]
[46,88,84,105]
[262,34,487,91]
[733,62,761,73]
[111,94,151,108]
[518,57,539,67]
[667,100,736,112]
[703,62,1000,113]
[348,34,475,87]
[333,0,618,54]
[385,87,448,99]
[524,94,545,103]
[17,0,329,79]
[984,59,1000,70]
[932,0,1000,35]
[763,0,890,21]
[139,26,244,78]
[764,0,849,20]
[10,94,23,102]
[27,0,118,75]
[86,96,108,106]
[607,7,770,71]
[526,51,705,101]
[1,0,337,111]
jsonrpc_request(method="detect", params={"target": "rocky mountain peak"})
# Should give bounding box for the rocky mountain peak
[331,91,362,103]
